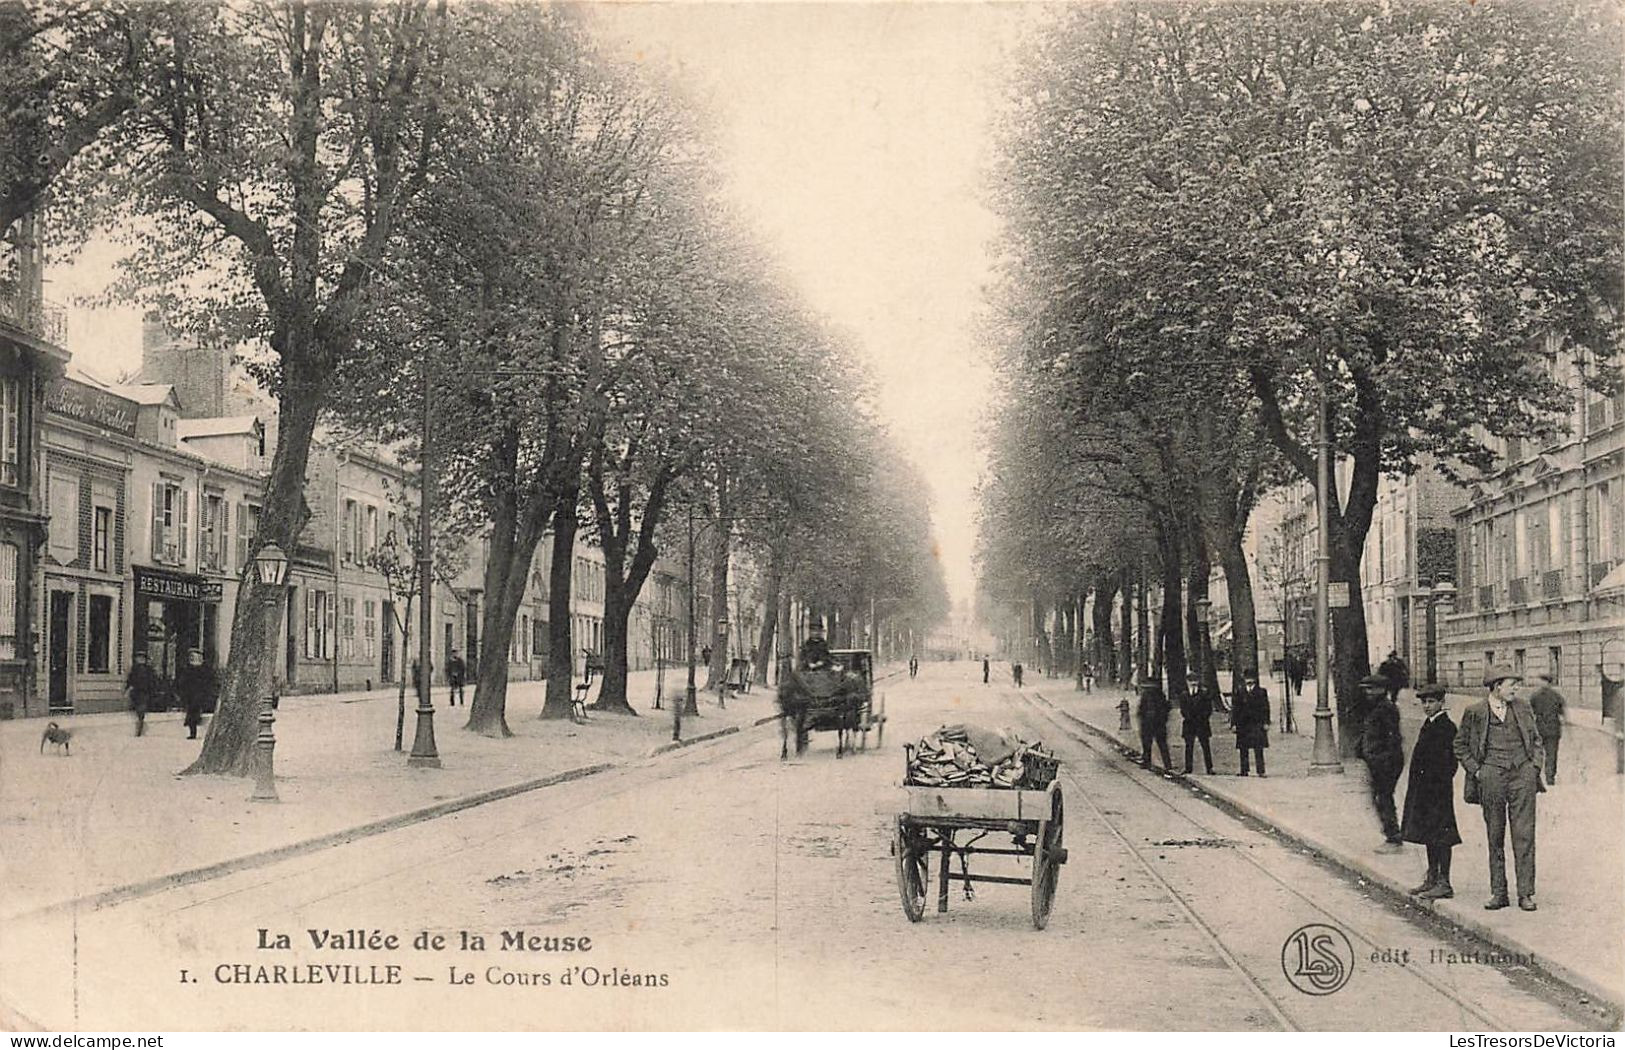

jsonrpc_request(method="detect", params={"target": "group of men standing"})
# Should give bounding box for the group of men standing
[1133,661,1565,915]
[1357,667,1563,912]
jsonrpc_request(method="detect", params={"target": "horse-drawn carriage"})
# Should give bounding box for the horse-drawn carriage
[776,648,885,758]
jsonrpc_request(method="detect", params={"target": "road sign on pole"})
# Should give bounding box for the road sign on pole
[1328,581,1350,609]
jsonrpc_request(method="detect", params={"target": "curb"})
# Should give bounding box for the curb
[646,713,783,757]
[6,759,616,926]
[1030,690,1624,1017]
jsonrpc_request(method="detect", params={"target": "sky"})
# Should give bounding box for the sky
[49,2,1034,610]
[589,3,1033,607]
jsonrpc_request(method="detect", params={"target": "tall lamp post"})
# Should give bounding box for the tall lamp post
[250,542,290,802]
[1309,344,1344,775]
[408,359,440,768]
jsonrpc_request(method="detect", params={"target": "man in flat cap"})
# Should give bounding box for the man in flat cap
[1356,673,1406,852]
[1401,683,1461,899]
[1454,665,1545,911]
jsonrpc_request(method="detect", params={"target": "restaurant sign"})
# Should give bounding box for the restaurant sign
[45,378,139,437]
[135,565,224,603]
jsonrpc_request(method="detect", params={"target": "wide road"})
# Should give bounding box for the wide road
[0,662,1605,1031]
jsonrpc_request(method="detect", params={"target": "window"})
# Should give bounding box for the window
[0,377,19,487]
[341,596,356,658]
[88,594,113,673]
[0,542,16,658]
[151,481,189,565]
[365,505,378,561]
[1513,649,1526,678]
[342,500,357,564]
[200,492,225,572]
[363,599,377,659]
[48,474,78,564]
[1548,646,1562,686]
[305,588,333,659]
[516,615,529,661]
[533,616,546,658]
[93,506,112,573]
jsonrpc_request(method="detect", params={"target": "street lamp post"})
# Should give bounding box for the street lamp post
[250,542,290,802]
[408,359,440,768]
[716,615,729,709]
[684,503,698,721]
[1310,344,1344,775]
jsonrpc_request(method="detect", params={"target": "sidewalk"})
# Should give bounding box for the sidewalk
[1035,679,1625,1012]
[0,667,775,922]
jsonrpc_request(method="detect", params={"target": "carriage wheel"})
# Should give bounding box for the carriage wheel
[1031,789,1064,930]
[895,821,928,922]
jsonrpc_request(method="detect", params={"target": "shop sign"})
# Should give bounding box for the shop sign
[45,378,139,437]
[135,565,224,603]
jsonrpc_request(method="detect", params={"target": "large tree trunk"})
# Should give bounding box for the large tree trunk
[705,471,731,692]
[595,584,635,714]
[1186,529,1221,699]
[540,500,580,720]
[1217,531,1260,699]
[184,376,322,776]
[1160,532,1191,712]
[753,547,783,686]
[1118,567,1134,684]
[587,458,674,714]
[1332,528,1373,758]
[466,431,541,737]
[1092,572,1118,682]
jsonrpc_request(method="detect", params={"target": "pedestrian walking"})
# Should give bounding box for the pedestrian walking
[1233,672,1270,776]
[1454,665,1545,912]
[1525,673,1565,785]
[1082,660,1094,693]
[1012,661,1024,688]
[1378,649,1411,703]
[1357,674,1406,851]
[124,651,159,737]
[908,655,918,679]
[174,649,217,740]
[1286,650,1305,700]
[1401,683,1461,899]
[1181,683,1215,775]
[447,650,467,706]
[982,657,990,685]
[1136,680,1172,771]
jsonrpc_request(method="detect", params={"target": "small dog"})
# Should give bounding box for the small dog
[40,722,72,755]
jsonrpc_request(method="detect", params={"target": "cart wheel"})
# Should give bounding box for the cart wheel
[895,821,928,922]
[1031,789,1064,930]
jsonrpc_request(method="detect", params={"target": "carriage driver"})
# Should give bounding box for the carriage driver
[799,618,833,671]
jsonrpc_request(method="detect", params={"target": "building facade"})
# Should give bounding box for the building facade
[1441,352,1625,713]
[0,214,71,718]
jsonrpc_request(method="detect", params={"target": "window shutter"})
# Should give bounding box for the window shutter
[236,503,248,571]
[151,482,164,560]
[324,596,335,660]
[305,588,316,658]
[178,489,190,562]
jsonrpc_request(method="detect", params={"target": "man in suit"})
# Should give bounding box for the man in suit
[1234,672,1270,776]
[1137,680,1173,771]
[1401,683,1461,898]
[1525,673,1566,785]
[1357,674,1406,852]
[1181,682,1215,775]
[1453,665,1545,911]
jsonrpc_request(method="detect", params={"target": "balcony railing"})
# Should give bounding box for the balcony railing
[1541,569,1563,601]
[0,284,66,345]
[1508,577,1530,605]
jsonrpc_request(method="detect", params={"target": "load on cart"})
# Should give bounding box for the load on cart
[882,724,1066,929]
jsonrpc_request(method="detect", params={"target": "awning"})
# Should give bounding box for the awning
[1592,561,1625,597]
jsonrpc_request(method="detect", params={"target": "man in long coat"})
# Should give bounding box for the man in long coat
[1181,683,1215,775]
[1401,683,1461,899]
[1234,672,1270,776]
[174,648,217,740]
[1357,674,1406,851]
[1136,680,1172,771]
[1454,665,1545,911]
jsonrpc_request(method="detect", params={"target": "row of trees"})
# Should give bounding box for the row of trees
[4,0,946,773]
[978,1,1621,753]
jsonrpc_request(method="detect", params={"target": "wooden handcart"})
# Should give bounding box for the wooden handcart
[887,747,1066,929]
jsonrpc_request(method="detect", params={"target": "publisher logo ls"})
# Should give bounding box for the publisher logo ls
[1282,923,1354,995]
